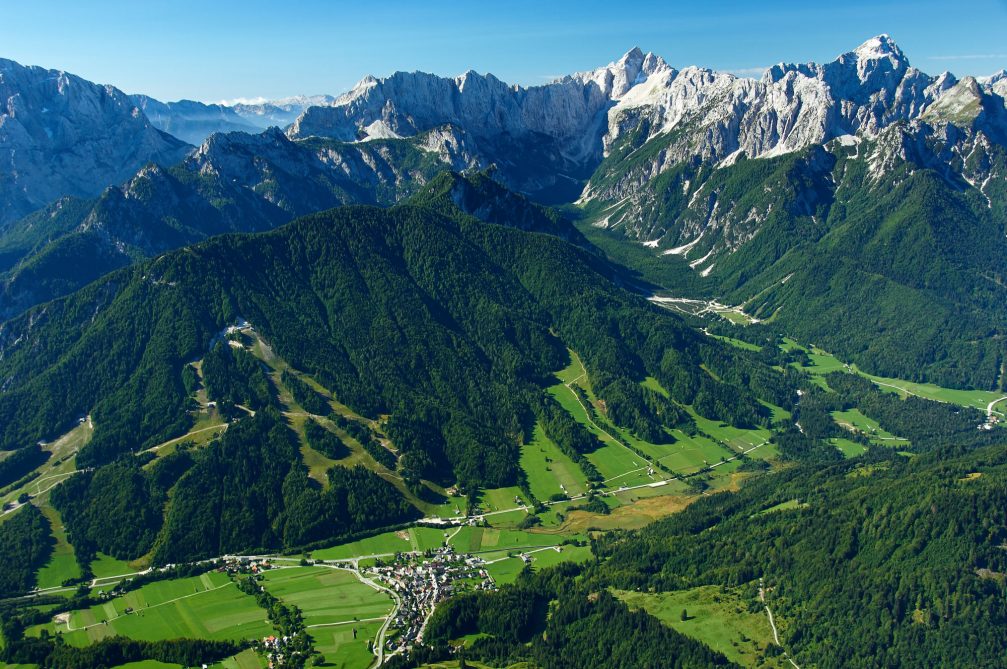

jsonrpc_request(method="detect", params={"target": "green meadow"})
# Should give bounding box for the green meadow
[30,571,271,647]
[311,527,448,560]
[616,586,787,668]
[519,424,589,500]
[261,566,392,626]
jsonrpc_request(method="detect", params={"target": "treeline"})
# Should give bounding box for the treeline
[590,376,684,444]
[0,504,53,596]
[2,635,242,669]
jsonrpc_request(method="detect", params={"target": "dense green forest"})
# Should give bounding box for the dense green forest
[303,418,349,460]
[152,408,417,563]
[591,443,1007,668]
[392,564,734,669]
[52,460,167,563]
[0,504,53,596]
[0,186,789,495]
[202,341,276,411]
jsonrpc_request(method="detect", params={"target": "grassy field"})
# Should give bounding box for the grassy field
[477,487,531,514]
[756,499,809,515]
[616,586,787,668]
[447,527,571,555]
[34,505,81,589]
[519,424,588,500]
[831,409,906,444]
[311,527,448,560]
[91,553,136,581]
[261,566,392,626]
[482,544,592,586]
[709,333,761,352]
[310,619,383,669]
[789,340,1005,411]
[31,571,271,647]
[212,648,266,669]
[832,438,868,458]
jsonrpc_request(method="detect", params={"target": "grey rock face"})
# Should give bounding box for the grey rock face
[283,36,994,207]
[0,58,191,227]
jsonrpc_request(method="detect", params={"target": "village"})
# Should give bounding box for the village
[365,546,496,652]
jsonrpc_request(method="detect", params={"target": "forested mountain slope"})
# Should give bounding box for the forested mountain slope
[0,196,789,559]
[584,120,1007,388]
[0,128,481,320]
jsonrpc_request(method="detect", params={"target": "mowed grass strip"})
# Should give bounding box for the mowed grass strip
[832,438,868,458]
[35,571,271,647]
[831,409,904,443]
[261,566,392,626]
[34,505,81,589]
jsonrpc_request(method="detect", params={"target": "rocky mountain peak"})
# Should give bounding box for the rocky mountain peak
[852,34,905,64]
[0,57,190,228]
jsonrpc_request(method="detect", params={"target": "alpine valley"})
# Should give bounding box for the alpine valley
[0,34,1005,669]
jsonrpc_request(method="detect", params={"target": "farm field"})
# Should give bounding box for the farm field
[832,438,868,458]
[477,486,531,514]
[482,544,591,585]
[310,619,383,669]
[616,586,788,668]
[212,648,266,669]
[29,571,271,646]
[261,566,392,627]
[447,527,572,555]
[311,527,448,561]
[91,553,137,581]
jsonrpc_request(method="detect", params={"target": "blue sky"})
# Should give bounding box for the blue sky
[3,0,1006,102]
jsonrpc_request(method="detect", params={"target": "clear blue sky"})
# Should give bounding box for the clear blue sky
[3,0,1006,102]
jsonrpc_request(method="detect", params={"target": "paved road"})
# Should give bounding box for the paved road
[987,396,1007,418]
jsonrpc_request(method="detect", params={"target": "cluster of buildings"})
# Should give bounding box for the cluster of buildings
[259,633,304,669]
[366,547,495,651]
[219,557,274,575]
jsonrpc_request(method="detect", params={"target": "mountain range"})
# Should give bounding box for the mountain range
[1,35,1004,387]
[1,34,1007,669]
